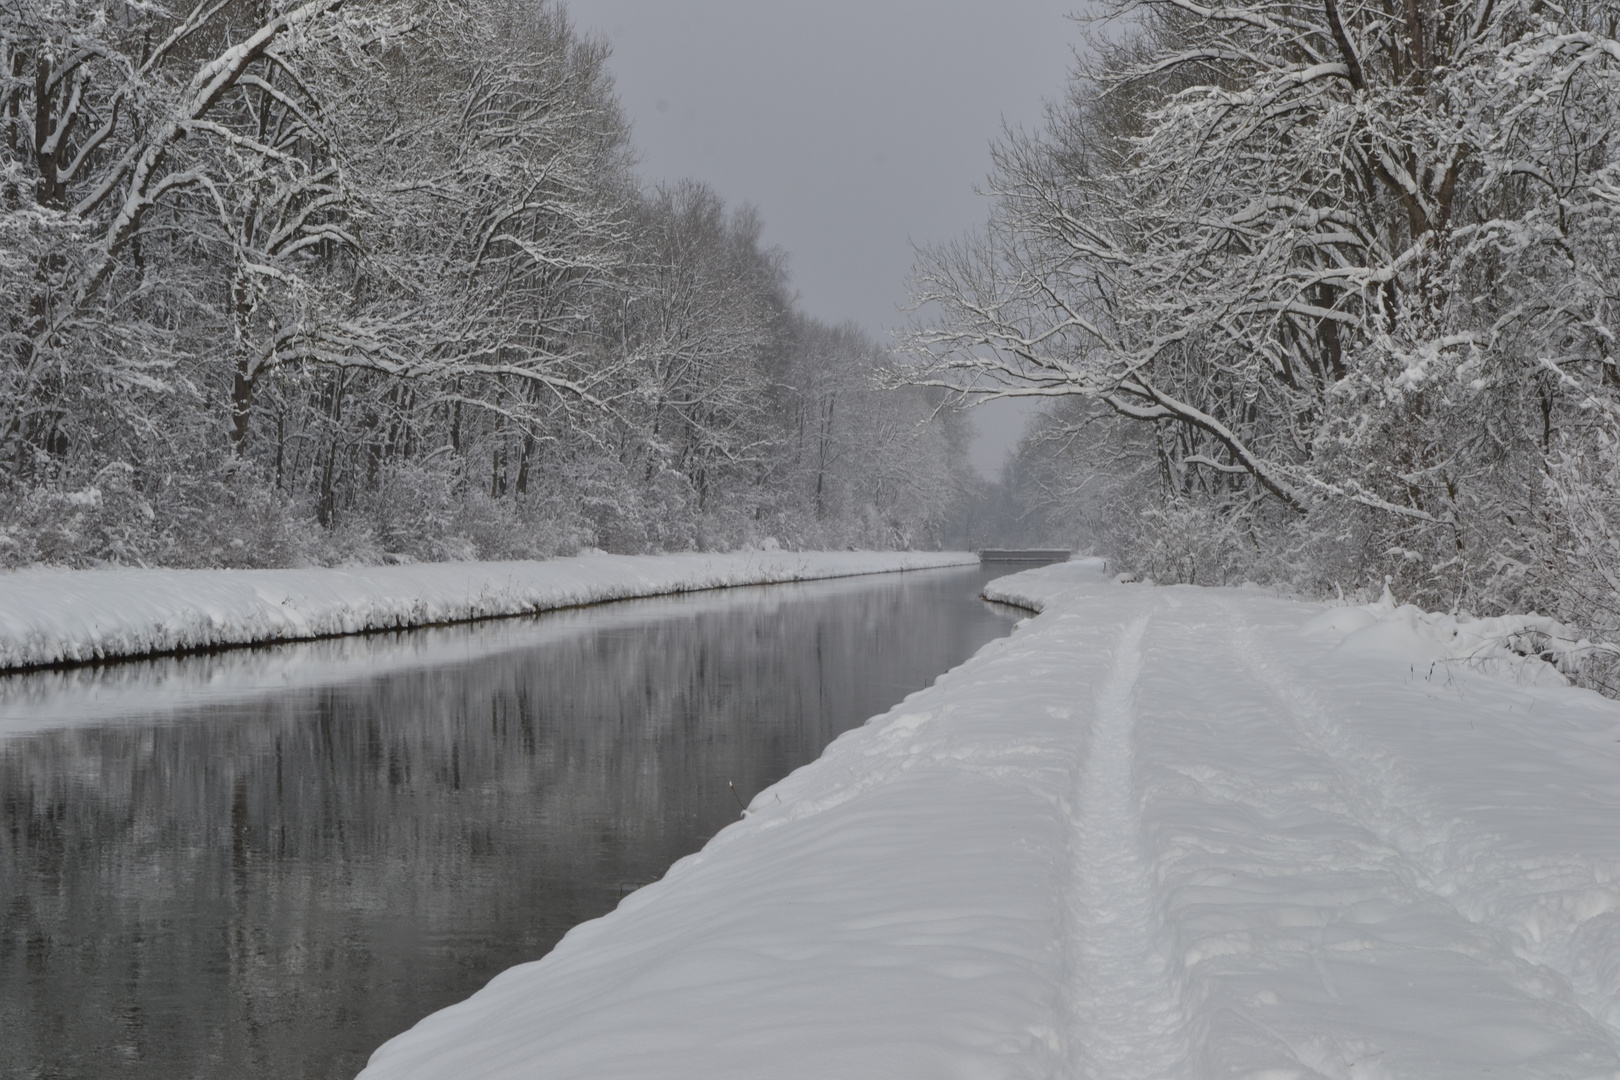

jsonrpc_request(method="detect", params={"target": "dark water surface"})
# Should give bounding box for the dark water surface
[0,565,1016,1080]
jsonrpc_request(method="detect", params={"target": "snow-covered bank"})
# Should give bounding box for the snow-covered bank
[0,572,982,740]
[0,551,976,673]
[360,558,1620,1080]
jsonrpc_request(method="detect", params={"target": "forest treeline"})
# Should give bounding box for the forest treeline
[907,0,1620,681]
[1,0,973,568]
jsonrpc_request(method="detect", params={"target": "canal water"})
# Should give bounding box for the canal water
[0,565,1018,1079]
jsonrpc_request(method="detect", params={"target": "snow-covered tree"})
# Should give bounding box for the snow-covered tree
[906,0,1620,637]
[2,0,375,479]
[772,317,973,550]
[1,0,971,567]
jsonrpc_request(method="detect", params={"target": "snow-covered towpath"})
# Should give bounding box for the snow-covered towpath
[359,559,1620,1080]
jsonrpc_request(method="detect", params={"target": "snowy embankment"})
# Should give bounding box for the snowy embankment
[361,558,1620,1080]
[0,551,975,673]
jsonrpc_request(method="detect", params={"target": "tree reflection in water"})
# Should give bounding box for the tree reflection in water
[0,566,1016,1080]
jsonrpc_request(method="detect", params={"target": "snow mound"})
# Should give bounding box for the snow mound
[0,551,977,673]
[1301,587,1607,686]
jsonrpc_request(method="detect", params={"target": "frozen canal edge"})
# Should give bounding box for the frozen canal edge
[357,557,1620,1080]
[0,550,976,672]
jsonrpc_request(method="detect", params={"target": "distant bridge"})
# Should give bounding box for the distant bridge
[977,549,1071,563]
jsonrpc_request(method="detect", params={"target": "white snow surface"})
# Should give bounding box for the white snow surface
[358,557,1620,1080]
[0,550,975,673]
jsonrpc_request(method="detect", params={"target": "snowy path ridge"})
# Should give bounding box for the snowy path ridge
[0,550,976,672]
[1067,613,1188,1080]
[357,560,1620,1080]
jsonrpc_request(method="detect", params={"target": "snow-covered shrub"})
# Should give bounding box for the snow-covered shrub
[0,465,156,568]
[357,462,480,563]
[147,464,321,569]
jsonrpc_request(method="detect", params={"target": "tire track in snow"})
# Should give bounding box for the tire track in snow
[1066,613,1189,1080]
[1216,600,1620,1056]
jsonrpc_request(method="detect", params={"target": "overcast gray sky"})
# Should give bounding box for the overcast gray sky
[562,0,1081,477]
